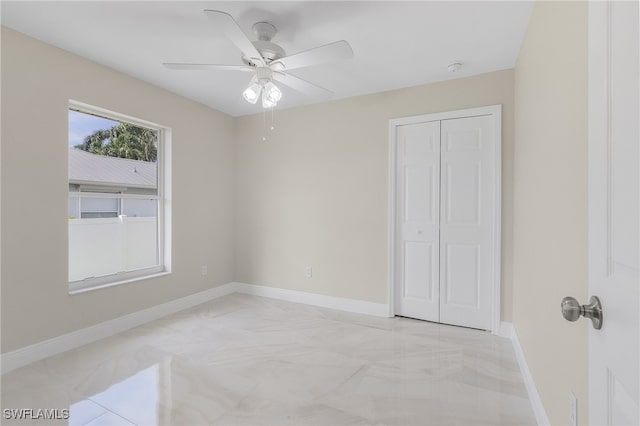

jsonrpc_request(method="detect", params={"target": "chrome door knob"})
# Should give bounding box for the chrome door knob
[561,296,603,329]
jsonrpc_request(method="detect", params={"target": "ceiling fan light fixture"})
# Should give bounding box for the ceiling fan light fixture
[261,90,277,108]
[243,80,262,104]
[263,81,282,104]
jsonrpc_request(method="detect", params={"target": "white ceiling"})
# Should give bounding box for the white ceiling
[1,1,533,117]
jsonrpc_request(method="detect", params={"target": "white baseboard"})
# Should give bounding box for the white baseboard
[232,282,391,318]
[498,321,550,426]
[0,282,237,374]
[497,321,516,339]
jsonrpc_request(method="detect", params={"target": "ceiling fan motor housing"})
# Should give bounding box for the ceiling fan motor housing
[255,66,273,83]
[241,21,286,66]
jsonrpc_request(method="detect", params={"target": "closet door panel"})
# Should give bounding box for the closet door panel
[439,115,495,330]
[395,121,441,321]
[443,242,480,307]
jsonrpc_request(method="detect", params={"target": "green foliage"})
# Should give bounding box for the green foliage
[75,123,157,162]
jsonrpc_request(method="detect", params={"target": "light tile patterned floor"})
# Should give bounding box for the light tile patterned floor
[1,294,535,425]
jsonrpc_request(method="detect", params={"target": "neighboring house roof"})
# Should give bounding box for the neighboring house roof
[69,148,157,188]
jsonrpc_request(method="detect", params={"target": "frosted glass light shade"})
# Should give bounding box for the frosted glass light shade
[262,93,276,108]
[243,82,262,104]
[264,82,282,103]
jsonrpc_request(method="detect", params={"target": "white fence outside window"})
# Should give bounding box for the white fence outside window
[68,216,158,282]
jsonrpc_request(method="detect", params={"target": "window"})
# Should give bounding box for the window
[68,102,170,292]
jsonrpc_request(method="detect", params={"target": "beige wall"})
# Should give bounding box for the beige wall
[2,20,519,357]
[1,6,593,422]
[234,70,516,319]
[513,2,588,425]
[1,27,236,352]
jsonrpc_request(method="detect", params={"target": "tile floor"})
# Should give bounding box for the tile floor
[1,294,535,425]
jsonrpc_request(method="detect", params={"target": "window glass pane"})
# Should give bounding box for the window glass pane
[69,217,125,281]
[68,209,159,280]
[122,198,157,218]
[81,197,119,213]
[68,108,161,284]
[126,216,159,271]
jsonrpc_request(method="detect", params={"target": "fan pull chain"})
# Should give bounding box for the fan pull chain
[262,108,267,142]
[270,107,275,131]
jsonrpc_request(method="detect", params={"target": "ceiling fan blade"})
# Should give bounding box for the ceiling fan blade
[163,63,253,72]
[203,10,264,66]
[274,40,353,71]
[273,72,333,99]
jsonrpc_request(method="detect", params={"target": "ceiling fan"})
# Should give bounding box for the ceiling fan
[163,10,354,109]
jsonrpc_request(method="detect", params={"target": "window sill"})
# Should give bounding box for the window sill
[69,271,171,295]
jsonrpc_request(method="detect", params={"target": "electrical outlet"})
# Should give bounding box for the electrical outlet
[201,266,208,276]
[305,266,312,278]
[569,392,577,426]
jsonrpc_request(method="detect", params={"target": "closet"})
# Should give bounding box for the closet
[391,107,500,331]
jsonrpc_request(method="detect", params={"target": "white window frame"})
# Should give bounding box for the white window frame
[68,100,172,293]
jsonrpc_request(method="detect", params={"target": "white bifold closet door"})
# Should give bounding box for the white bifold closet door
[396,114,495,330]
[396,121,441,322]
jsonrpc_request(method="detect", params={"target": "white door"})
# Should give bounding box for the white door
[439,115,495,330]
[395,121,441,322]
[588,1,639,424]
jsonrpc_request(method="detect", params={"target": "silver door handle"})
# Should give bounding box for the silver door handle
[561,296,603,329]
